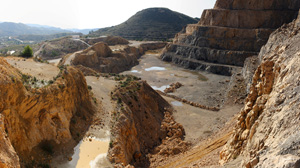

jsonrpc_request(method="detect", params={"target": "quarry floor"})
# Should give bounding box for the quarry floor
[122,53,243,144]
[4,52,243,167]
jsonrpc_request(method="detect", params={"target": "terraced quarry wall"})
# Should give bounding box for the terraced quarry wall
[161,0,300,76]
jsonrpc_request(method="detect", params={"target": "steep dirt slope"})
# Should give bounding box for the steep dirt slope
[220,11,300,167]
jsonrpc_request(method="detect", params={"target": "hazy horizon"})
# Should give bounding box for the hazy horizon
[0,0,215,29]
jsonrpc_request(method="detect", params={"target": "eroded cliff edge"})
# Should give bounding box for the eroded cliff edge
[0,58,94,166]
[108,77,189,167]
[220,11,300,168]
[161,0,300,76]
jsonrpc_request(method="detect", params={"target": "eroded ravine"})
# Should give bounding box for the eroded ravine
[4,57,116,168]
[52,76,116,168]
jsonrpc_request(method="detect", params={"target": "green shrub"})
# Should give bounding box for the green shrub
[21,45,33,58]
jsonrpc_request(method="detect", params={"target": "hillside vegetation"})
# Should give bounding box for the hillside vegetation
[0,22,70,37]
[89,8,198,40]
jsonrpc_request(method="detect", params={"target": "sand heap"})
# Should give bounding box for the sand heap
[161,0,300,76]
[220,10,300,167]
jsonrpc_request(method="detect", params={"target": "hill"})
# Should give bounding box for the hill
[88,8,198,40]
[67,28,99,35]
[0,22,70,37]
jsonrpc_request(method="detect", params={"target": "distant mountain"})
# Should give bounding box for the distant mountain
[67,28,99,35]
[16,32,83,42]
[88,8,198,40]
[0,22,70,37]
[26,23,59,28]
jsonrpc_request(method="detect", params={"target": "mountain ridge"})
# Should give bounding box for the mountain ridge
[88,8,198,40]
[0,22,71,37]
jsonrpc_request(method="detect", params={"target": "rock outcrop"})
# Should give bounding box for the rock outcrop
[108,78,186,167]
[164,82,183,93]
[69,42,143,73]
[0,58,93,165]
[161,0,300,76]
[220,11,300,167]
[62,41,167,74]
[0,114,20,168]
[34,36,89,60]
[242,56,260,93]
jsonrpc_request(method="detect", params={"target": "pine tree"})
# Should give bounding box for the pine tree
[21,45,33,58]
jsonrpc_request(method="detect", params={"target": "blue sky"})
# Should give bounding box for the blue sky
[0,0,215,29]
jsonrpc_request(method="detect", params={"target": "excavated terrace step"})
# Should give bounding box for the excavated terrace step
[175,25,275,52]
[199,9,298,29]
[161,53,242,76]
[163,44,257,66]
[178,36,267,52]
[184,24,274,40]
[214,0,300,10]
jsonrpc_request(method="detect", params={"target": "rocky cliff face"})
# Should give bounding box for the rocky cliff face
[108,79,186,167]
[0,114,20,168]
[220,11,300,167]
[0,58,93,165]
[161,0,300,76]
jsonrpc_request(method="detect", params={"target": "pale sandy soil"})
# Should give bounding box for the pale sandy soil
[122,53,242,143]
[162,96,242,143]
[122,53,231,107]
[122,52,244,167]
[5,57,60,80]
[153,115,244,168]
[128,40,160,47]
